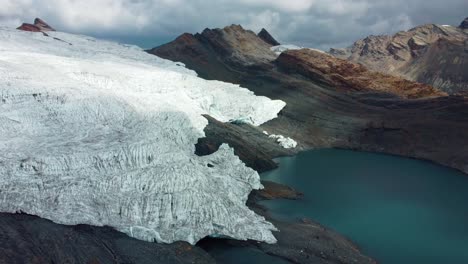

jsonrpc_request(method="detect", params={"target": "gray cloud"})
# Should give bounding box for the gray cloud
[1,0,467,49]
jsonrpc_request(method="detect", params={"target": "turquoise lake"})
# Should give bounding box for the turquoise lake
[259,149,468,264]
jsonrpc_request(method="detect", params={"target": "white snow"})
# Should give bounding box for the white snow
[268,134,298,149]
[271,44,325,56]
[0,27,286,244]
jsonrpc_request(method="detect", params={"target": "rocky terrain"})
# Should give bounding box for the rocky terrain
[277,49,445,99]
[330,17,468,94]
[0,213,215,264]
[17,18,55,33]
[149,24,468,175]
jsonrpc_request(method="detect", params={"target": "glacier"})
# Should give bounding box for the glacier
[0,27,287,244]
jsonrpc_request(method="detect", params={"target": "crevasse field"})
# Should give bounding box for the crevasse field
[0,27,286,244]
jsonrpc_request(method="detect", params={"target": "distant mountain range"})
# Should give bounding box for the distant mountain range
[330,17,468,94]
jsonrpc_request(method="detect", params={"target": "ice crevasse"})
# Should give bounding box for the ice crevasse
[0,27,287,245]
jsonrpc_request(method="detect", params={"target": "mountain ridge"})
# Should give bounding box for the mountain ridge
[330,17,468,93]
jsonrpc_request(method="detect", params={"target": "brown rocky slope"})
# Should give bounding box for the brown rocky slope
[330,17,468,94]
[277,49,445,99]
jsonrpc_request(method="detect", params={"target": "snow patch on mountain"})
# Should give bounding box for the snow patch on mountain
[263,131,297,149]
[271,44,325,56]
[0,27,286,245]
[269,134,298,149]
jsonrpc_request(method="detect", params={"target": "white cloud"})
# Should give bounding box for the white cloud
[238,0,316,12]
[244,9,281,33]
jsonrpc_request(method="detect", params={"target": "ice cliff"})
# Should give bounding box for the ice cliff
[0,27,286,244]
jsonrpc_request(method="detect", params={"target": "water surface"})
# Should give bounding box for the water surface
[260,149,468,264]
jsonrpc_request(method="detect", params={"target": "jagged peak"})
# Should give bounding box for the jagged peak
[34,18,55,31]
[223,24,245,31]
[258,28,280,46]
[175,32,195,40]
[459,17,468,29]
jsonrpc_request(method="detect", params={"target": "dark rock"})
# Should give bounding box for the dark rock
[252,180,303,200]
[34,18,55,31]
[195,115,295,173]
[258,28,280,46]
[459,17,468,29]
[256,218,376,264]
[147,25,277,84]
[0,213,215,264]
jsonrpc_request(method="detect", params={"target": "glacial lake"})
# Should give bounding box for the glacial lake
[258,149,468,264]
[204,149,468,263]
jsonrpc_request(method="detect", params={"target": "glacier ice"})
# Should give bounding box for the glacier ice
[0,27,287,244]
[268,134,298,149]
[263,131,297,149]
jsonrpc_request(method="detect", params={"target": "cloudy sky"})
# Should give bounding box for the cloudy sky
[1,0,467,49]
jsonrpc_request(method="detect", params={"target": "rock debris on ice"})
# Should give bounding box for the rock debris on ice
[0,27,287,245]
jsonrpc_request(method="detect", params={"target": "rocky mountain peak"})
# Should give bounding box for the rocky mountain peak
[17,18,55,33]
[460,17,468,29]
[258,28,280,46]
[223,24,245,32]
[330,20,468,93]
[196,25,277,65]
[34,18,55,31]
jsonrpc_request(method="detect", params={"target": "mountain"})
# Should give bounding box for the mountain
[149,25,468,176]
[330,17,468,94]
[147,25,277,84]
[276,48,445,99]
[258,28,281,46]
[459,17,468,29]
[17,17,55,32]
